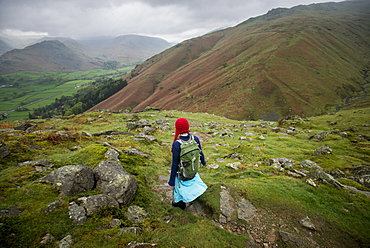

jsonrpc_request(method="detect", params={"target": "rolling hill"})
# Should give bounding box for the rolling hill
[0,40,13,56]
[0,40,102,74]
[0,35,171,75]
[88,0,370,120]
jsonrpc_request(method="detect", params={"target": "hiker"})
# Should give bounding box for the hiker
[169,118,207,210]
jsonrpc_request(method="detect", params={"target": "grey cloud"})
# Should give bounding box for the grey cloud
[0,0,344,44]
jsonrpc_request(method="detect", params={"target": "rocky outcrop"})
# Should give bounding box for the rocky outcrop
[94,160,138,205]
[0,141,10,158]
[36,164,95,196]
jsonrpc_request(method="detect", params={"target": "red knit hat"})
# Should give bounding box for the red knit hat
[173,118,189,142]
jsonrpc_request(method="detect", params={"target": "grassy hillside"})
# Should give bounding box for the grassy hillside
[0,105,369,247]
[89,0,370,120]
[0,40,102,74]
[0,68,133,120]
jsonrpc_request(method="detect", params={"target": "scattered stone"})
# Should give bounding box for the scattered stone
[300,160,323,170]
[216,158,225,163]
[306,179,317,187]
[313,146,332,155]
[279,231,308,248]
[105,148,120,161]
[0,141,10,158]
[287,171,302,178]
[126,205,150,223]
[155,119,169,125]
[28,145,42,150]
[0,206,22,216]
[330,169,346,178]
[82,131,92,137]
[307,170,343,188]
[42,199,64,214]
[110,218,122,228]
[126,241,156,248]
[14,121,34,131]
[40,233,55,245]
[81,194,119,216]
[70,146,82,151]
[92,130,134,136]
[124,148,149,158]
[36,164,94,196]
[143,126,156,135]
[269,158,293,170]
[309,131,331,140]
[119,227,142,235]
[19,159,54,172]
[226,162,242,170]
[58,234,73,248]
[207,163,219,169]
[299,216,316,231]
[219,186,234,223]
[68,202,87,225]
[237,198,257,222]
[94,160,138,205]
[224,152,242,160]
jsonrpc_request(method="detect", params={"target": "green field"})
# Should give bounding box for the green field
[0,67,133,120]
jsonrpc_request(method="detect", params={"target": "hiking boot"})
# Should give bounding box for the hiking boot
[172,200,186,210]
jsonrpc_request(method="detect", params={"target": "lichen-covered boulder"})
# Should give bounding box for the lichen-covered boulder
[80,194,119,216]
[36,164,94,196]
[94,160,138,205]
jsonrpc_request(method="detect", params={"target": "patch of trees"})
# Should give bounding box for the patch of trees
[29,78,127,119]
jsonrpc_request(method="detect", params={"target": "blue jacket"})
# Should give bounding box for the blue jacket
[168,134,206,186]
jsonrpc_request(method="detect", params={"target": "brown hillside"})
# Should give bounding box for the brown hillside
[89,0,370,120]
[0,40,102,74]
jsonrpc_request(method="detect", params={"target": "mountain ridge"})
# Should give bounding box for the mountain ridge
[88,0,370,120]
[0,35,171,75]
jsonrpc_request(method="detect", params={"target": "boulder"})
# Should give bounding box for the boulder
[68,202,87,225]
[237,198,257,222]
[313,146,332,155]
[105,148,120,161]
[36,165,94,196]
[42,199,64,214]
[269,158,293,170]
[279,231,308,248]
[94,160,138,205]
[59,234,73,248]
[307,170,343,188]
[124,148,149,158]
[19,159,54,172]
[126,205,150,223]
[300,160,323,170]
[0,141,10,158]
[80,194,119,216]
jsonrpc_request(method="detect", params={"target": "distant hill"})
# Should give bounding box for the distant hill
[0,40,102,74]
[0,35,171,75]
[79,35,171,64]
[0,40,13,55]
[88,0,370,120]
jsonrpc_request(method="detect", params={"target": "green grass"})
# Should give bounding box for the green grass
[0,67,133,120]
[0,107,369,247]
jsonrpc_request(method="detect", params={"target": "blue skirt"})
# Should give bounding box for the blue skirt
[173,173,207,203]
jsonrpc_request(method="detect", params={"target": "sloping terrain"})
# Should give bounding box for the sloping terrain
[0,40,13,56]
[89,0,370,120]
[0,40,102,74]
[0,35,171,75]
[83,35,172,64]
[0,106,369,247]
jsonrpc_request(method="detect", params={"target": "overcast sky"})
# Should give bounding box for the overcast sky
[0,0,344,45]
